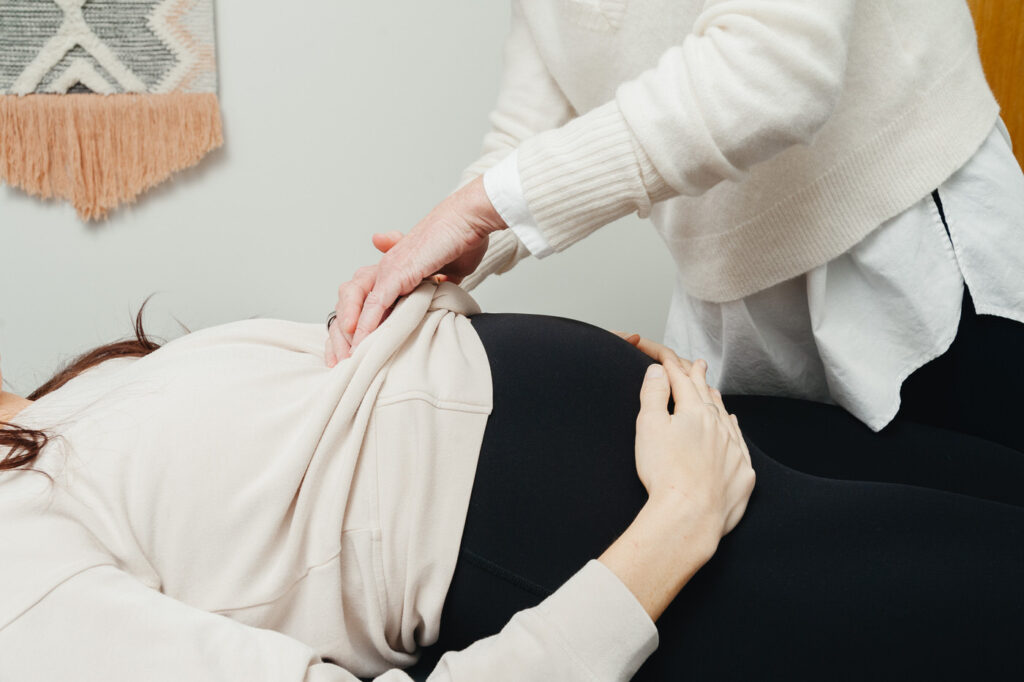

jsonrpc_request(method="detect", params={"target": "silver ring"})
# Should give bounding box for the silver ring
[326,311,338,331]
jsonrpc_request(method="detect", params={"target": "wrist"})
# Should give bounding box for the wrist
[599,496,719,622]
[459,175,507,235]
[640,493,720,564]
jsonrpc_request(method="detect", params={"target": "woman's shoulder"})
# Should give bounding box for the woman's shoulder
[158,318,326,358]
[11,356,140,432]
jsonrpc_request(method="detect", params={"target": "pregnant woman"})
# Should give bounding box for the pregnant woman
[1,282,1021,681]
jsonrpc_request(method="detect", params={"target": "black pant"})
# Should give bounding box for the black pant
[407,313,1024,681]
[730,285,1024,491]
[885,190,1024,454]
[896,286,1024,454]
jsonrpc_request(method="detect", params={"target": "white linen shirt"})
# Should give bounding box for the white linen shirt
[484,120,1024,430]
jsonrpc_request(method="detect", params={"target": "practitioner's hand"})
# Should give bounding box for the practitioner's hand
[326,264,379,366]
[613,331,693,373]
[634,359,754,540]
[326,176,506,365]
[325,262,445,366]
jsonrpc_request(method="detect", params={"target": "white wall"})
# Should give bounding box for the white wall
[0,1,676,394]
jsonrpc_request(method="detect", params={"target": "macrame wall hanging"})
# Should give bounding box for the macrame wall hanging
[0,0,222,220]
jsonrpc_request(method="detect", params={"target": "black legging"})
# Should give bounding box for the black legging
[726,285,1024,492]
[887,190,1024,454]
[895,285,1024,454]
[406,313,1024,681]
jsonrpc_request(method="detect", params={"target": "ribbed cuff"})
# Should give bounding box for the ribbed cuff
[536,560,659,680]
[483,150,555,258]
[517,100,676,253]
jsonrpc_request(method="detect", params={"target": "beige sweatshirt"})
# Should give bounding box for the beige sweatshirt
[0,282,658,681]
[460,0,999,303]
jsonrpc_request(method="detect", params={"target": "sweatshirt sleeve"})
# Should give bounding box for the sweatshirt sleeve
[515,0,856,255]
[0,562,658,682]
[456,0,576,292]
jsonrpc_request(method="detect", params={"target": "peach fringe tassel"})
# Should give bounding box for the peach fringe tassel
[0,93,223,220]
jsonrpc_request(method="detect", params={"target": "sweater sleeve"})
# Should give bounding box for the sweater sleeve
[0,562,658,682]
[483,150,555,259]
[515,0,856,255]
[457,0,576,292]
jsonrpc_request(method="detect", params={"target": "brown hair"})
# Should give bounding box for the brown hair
[0,306,162,473]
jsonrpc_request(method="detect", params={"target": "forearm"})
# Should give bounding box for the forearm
[599,492,718,622]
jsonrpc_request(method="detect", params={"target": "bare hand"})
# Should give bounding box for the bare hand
[326,176,506,366]
[635,358,755,541]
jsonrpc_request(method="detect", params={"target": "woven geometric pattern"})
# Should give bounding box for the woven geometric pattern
[0,0,216,96]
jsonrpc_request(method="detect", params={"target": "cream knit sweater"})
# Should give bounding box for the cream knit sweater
[460,0,999,302]
[0,282,657,681]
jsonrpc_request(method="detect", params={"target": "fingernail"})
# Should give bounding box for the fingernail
[647,364,665,379]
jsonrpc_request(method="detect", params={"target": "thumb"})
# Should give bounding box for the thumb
[372,231,403,254]
[638,364,670,416]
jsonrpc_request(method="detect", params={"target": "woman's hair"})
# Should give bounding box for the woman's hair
[0,306,162,473]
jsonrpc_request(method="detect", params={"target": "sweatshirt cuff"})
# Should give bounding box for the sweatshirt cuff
[483,150,555,259]
[516,100,676,253]
[537,559,659,680]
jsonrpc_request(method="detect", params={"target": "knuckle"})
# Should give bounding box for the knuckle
[639,384,663,398]
[363,290,382,306]
[681,405,703,422]
[376,258,396,276]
